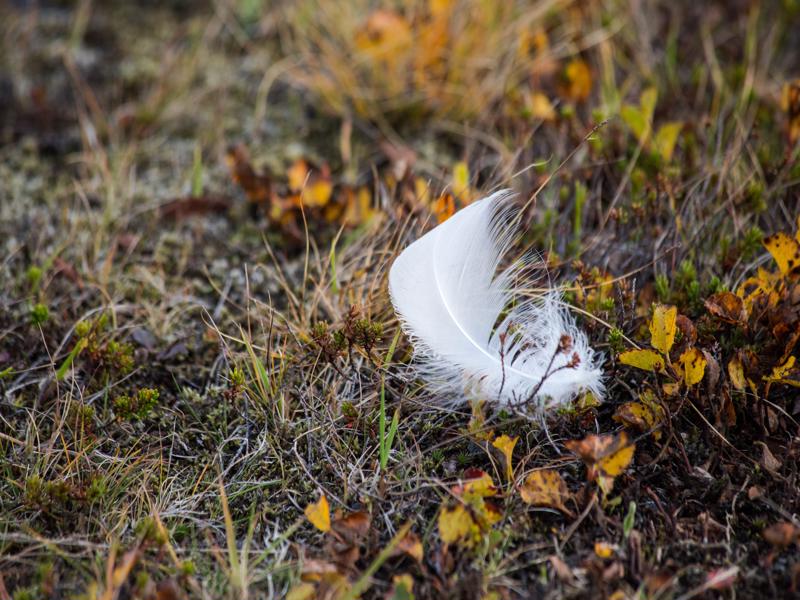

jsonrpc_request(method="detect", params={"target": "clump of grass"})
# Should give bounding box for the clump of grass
[113,388,161,420]
[282,0,591,125]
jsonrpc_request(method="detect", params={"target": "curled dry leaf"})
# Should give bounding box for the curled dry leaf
[225,144,272,205]
[613,391,665,440]
[728,356,747,390]
[565,432,635,493]
[755,441,782,474]
[549,555,575,583]
[331,510,370,543]
[704,291,747,324]
[674,314,697,349]
[394,531,423,563]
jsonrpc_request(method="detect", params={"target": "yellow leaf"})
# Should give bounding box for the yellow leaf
[452,161,470,200]
[438,504,472,544]
[519,470,570,512]
[529,92,556,121]
[640,87,658,123]
[594,541,615,558]
[728,357,746,391]
[304,494,331,532]
[491,434,517,482]
[565,432,635,488]
[462,470,497,498]
[765,355,796,381]
[467,399,494,441]
[354,9,413,66]
[649,304,677,355]
[430,0,453,17]
[613,393,664,440]
[598,435,635,478]
[619,349,665,372]
[286,582,316,600]
[414,177,431,208]
[653,122,682,161]
[763,232,800,275]
[678,348,706,386]
[662,381,680,397]
[342,186,378,225]
[302,179,333,208]
[782,80,800,146]
[482,503,502,526]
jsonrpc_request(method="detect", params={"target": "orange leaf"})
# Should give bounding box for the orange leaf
[431,193,456,223]
[559,59,592,103]
[395,531,424,563]
[287,159,309,192]
[594,541,615,558]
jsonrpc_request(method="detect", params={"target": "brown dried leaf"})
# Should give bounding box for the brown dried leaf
[763,522,799,550]
[160,196,232,220]
[704,292,747,324]
[331,510,371,543]
[225,144,271,204]
[394,531,423,563]
[565,432,635,493]
[755,441,782,474]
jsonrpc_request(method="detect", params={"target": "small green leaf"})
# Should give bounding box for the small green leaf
[623,501,636,539]
[56,338,88,381]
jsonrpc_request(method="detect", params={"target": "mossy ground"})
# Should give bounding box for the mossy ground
[1,1,799,599]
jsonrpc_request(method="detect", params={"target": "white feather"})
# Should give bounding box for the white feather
[388,190,603,409]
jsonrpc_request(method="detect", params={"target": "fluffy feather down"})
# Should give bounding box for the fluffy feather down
[388,191,603,409]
